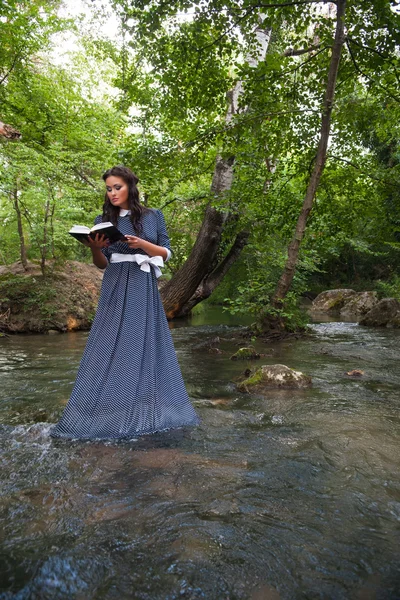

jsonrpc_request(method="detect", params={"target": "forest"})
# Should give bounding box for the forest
[2,4,400,597]
[1,0,399,331]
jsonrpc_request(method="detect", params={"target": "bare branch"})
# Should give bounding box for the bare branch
[73,168,98,189]
[284,42,323,56]
[329,155,399,189]
[345,40,400,103]
[287,44,330,73]
[160,193,209,210]
[346,36,390,61]
[346,36,400,87]
[0,49,23,86]
[255,1,335,8]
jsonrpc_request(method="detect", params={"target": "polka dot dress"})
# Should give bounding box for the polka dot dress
[51,209,200,440]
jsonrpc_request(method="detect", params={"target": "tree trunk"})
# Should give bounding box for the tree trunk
[172,230,250,317]
[161,204,227,318]
[12,184,28,270]
[272,0,346,307]
[40,197,51,275]
[50,200,56,259]
[161,19,271,319]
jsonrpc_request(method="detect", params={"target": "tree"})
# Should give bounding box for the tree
[160,18,271,318]
[271,0,347,311]
[0,49,129,271]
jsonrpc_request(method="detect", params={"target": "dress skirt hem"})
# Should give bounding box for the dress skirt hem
[50,418,200,441]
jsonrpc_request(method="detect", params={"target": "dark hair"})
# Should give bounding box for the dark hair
[102,165,148,234]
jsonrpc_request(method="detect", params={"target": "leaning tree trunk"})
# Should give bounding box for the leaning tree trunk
[161,20,271,319]
[271,0,346,311]
[160,158,233,319]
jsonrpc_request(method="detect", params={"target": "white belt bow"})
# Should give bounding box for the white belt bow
[110,253,164,278]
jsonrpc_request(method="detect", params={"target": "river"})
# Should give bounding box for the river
[0,308,399,599]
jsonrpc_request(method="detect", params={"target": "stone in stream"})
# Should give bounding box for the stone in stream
[311,289,357,313]
[237,364,312,393]
[193,336,221,351]
[312,289,380,318]
[340,291,379,317]
[359,298,400,328]
[230,346,260,361]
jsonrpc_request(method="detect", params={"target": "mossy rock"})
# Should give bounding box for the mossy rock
[340,291,378,317]
[230,346,260,361]
[237,364,312,393]
[312,289,356,313]
[359,298,400,328]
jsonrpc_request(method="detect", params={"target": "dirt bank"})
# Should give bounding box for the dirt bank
[0,261,103,334]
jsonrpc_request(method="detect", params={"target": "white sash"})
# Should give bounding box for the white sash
[110,253,164,278]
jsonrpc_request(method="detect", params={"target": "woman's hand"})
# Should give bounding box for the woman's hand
[124,235,143,250]
[124,236,168,260]
[83,233,110,249]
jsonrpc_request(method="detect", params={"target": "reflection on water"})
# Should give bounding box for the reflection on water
[0,312,399,599]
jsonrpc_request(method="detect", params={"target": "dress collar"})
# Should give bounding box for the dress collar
[119,208,131,216]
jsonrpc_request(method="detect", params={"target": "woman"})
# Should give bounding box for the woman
[51,166,200,440]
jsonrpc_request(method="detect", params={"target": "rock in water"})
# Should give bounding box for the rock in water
[359,298,400,328]
[230,346,260,360]
[340,291,379,317]
[237,364,312,393]
[311,289,356,313]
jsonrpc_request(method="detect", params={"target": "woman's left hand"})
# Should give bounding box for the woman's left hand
[124,235,143,250]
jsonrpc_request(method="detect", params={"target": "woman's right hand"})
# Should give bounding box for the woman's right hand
[84,233,110,249]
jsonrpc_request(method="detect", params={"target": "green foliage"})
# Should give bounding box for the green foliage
[375,275,400,302]
[0,273,58,323]
[0,0,399,331]
[221,234,316,331]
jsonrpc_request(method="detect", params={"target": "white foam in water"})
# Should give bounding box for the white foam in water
[7,422,54,442]
[271,415,284,425]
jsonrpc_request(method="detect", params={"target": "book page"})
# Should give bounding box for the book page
[69,225,91,234]
[91,222,114,232]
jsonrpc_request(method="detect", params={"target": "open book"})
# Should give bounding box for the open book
[69,222,126,244]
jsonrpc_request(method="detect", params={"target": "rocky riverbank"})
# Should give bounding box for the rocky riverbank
[0,261,103,334]
[311,288,400,328]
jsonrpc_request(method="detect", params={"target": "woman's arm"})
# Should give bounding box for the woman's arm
[124,236,168,260]
[124,210,171,260]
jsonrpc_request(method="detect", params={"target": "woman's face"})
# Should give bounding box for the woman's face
[105,176,129,210]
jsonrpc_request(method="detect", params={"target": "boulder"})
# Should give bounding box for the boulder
[237,364,312,393]
[312,289,356,313]
[359,298,400,328]
[230,346,260,361]
[340,291,379,317]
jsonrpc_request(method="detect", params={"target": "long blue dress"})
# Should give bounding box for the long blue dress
[51,209,199,440]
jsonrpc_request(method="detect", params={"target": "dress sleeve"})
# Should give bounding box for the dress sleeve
[156,209,172,261]
[94,214,111,262]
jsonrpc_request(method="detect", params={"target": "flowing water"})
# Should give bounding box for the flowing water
[0,309,399,599]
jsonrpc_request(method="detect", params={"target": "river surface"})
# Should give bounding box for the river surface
[0,309,399,599]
